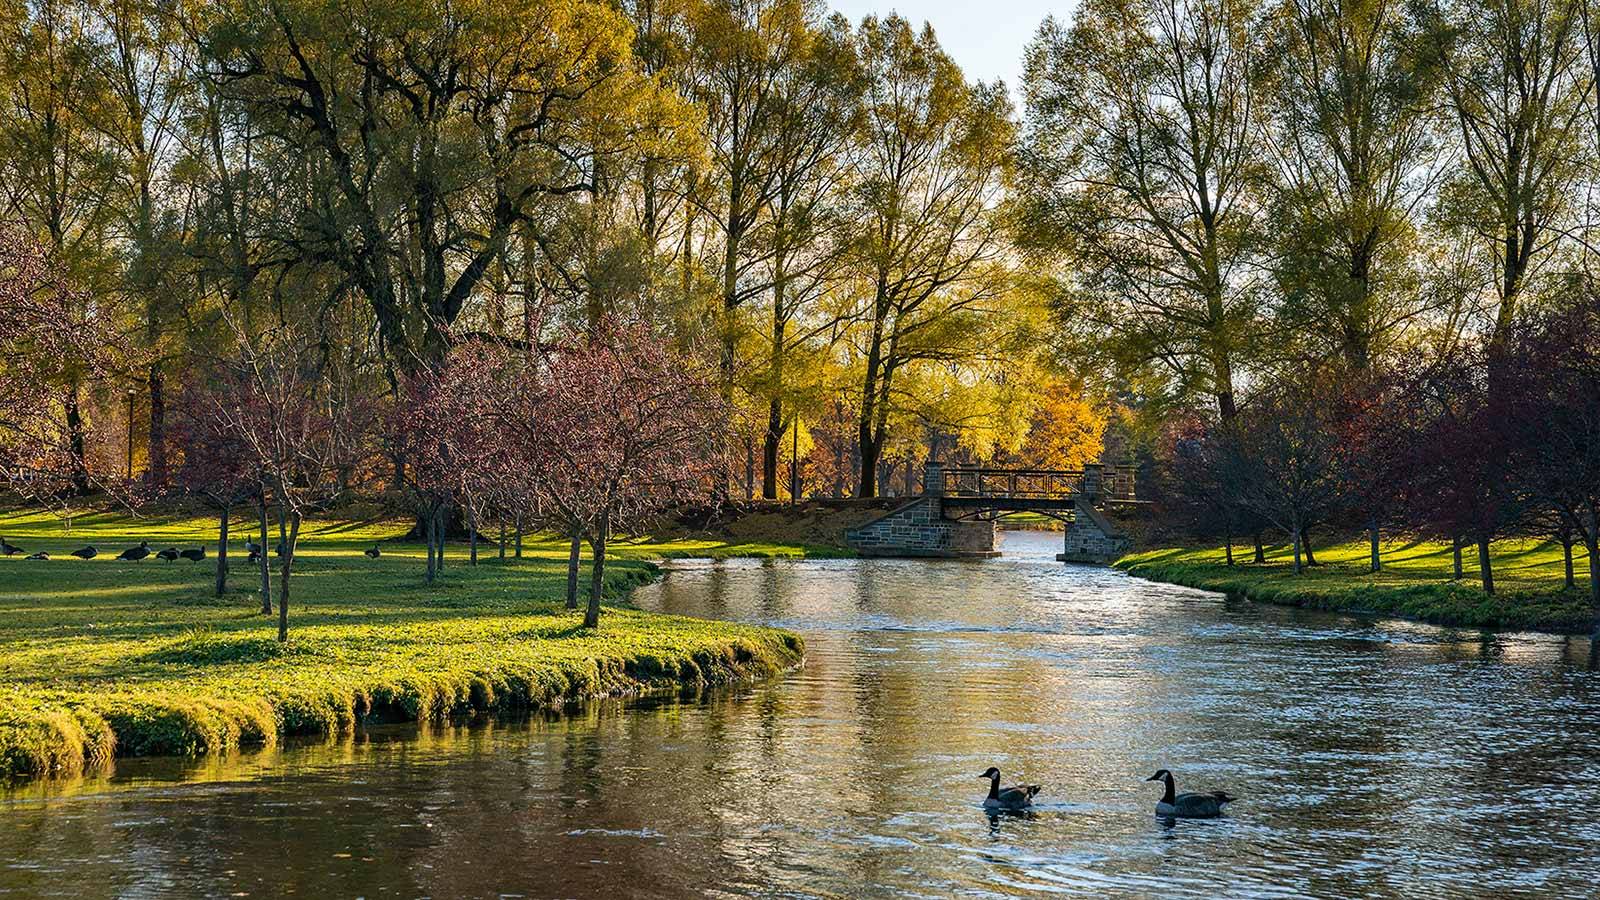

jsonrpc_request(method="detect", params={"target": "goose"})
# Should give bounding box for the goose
[179,547,206,562]
[0,537,22,556]
[156,547,181,562]
[69,546,97,559]
[116,541,151,561]
[246,539,262,563]
[979,766,1041,810]
[1145,769,1235,819]
[24,551,48,560]
[274,541,288,558]
[363,544,381,559]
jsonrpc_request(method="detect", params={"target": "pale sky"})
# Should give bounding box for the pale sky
[826,0,1078,100]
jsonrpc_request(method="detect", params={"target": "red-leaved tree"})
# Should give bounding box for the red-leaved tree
[529,322,729,628]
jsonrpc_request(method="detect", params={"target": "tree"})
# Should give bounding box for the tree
[1221,371,1350,574]
[1427,0,1589,346]
[1499,300,1600,617]
[1261,0,1445,370]
[531,321,728,628]
[1019,0,1266,421]
[169,372,260,599]
[0,0,121,486]
[0,228,122,503]
[204,0,688,371]
[846,15,1012,497]
[206,321,370,641]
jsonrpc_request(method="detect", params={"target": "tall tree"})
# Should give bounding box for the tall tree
[1018,0,1266,421]
[1262,0,1444,369]
[206,0,685,372]
[1427,0,1589,345]
[846,15,1012,497]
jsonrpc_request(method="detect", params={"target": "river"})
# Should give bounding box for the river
[3,531,1599,898]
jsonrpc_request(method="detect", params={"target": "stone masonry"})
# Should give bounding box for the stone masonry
[845,497,1000,558]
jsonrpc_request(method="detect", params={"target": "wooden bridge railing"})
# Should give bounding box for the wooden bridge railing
[936,464,1138,502]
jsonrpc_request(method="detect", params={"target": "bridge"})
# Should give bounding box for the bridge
[845,462,1139,563]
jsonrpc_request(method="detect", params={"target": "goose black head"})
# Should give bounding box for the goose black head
[1145,769,1171,782]
[979,766,1001,780]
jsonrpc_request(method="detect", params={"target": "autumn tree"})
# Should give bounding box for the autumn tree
[206,322,370,641]
[845,15,1013,497]
[531,321,728,628]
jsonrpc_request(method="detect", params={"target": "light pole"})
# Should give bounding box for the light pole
[125,388,136,480]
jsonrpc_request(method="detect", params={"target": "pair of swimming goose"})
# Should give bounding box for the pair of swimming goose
[979,766,1235,818]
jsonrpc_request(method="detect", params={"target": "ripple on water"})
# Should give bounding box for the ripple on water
[2,531,1597,898]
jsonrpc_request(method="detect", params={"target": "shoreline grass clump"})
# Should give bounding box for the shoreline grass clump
[1119,537,1596,633]
[0,508,805,782]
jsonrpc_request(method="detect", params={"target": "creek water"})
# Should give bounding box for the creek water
[4,531,1600,898]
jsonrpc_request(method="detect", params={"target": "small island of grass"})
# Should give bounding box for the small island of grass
[0,509,805,783]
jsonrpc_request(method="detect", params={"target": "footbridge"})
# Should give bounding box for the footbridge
[846,462,1140,563]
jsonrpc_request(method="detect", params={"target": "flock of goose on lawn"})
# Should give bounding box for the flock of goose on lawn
[980,766,1236,820]
[1,537,384,564]
[4,532,1231,821]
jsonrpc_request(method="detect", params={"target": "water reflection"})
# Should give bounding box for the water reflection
[3,531,1598,898]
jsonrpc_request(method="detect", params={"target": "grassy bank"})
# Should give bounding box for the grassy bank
[1118,537,1597,633]
[0,508,805,782]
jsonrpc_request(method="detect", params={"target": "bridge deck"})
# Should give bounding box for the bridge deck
[938,466,1138,506]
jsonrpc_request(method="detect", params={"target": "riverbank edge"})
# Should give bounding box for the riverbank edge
[1116,555,1597,635]
[0,565,805,784]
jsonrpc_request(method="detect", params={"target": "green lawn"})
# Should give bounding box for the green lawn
[1118,535,1598,633]
[0,508,805,782]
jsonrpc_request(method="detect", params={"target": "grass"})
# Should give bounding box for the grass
[1118,535,1598,633]
[0,507,806,782]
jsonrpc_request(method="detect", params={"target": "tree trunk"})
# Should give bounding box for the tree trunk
[1563,536,1576,589]
[258,498,272,615]
[1585,508,1600,628]
[146,362,167,486]
[1291,522,1303,576]
[763,398,783,501]
[515,514,523,558]
[215,504,230,598]
[1302,528,1318,567]
[1224,527,1234,566]
[1477,537,1495,596]
[277,511,302,642]
[425,509,437,584]
[585,510,610,629]
[469,510,479,566]
[1369,521,1381,573]
[64,384,89,492]
[1253,531,1265,564]
[566,530,582,610]
[434,507,446,574]
[1452,536,1464,580]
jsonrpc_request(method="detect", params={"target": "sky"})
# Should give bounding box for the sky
[825,0,1076,99]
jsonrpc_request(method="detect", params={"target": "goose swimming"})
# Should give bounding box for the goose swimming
[979,767,1041,810]
[1145,769,1234,819]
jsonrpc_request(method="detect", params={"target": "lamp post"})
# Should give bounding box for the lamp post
[125,388,136,480]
